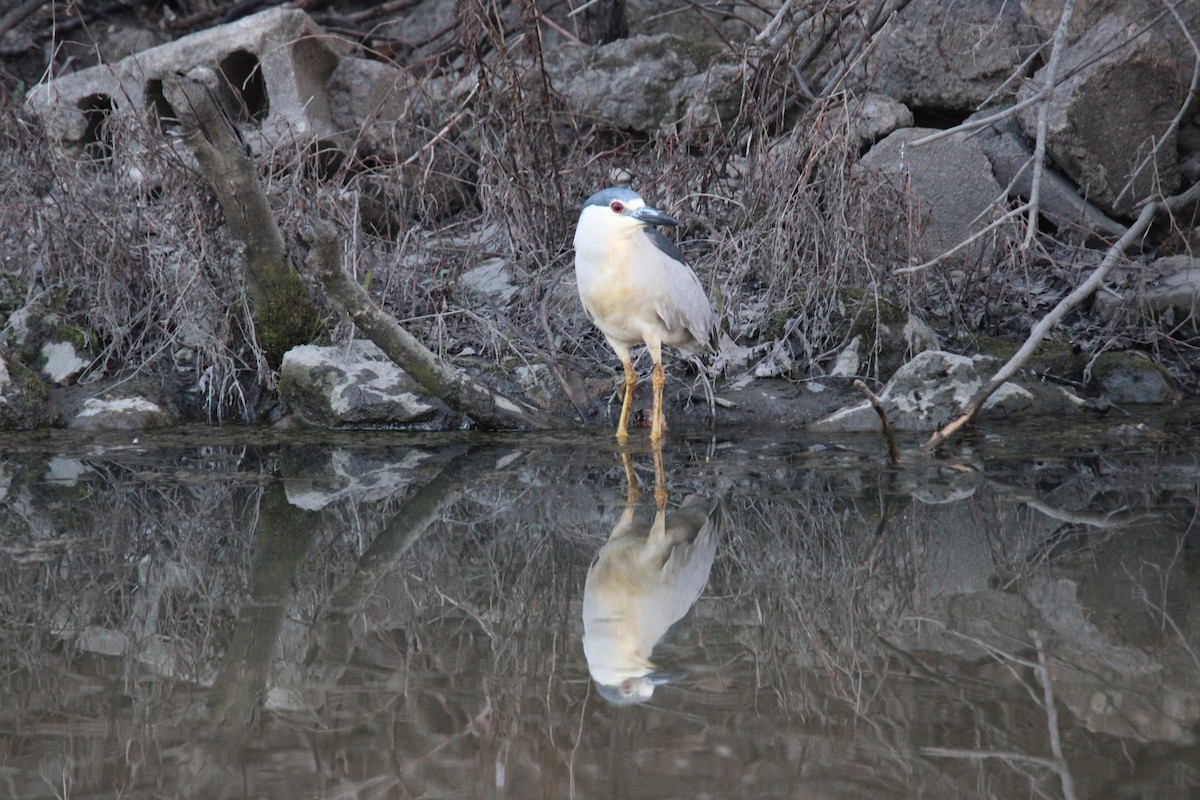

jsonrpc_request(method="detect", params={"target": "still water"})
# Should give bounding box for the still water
[1,411,1199,799]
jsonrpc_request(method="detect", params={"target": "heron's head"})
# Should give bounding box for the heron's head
[583,630,685,705]
[575,187,680,247]
[594,669,686,705]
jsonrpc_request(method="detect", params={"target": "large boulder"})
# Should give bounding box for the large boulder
[860,128,1004,264]
[861,0,1039,111]
[809,350,1084,432]
[279,340,452,428]
[545,34,743,133]
[1017,17,1185,217]
[1088,351,1181,406]
[972,116,1124,241]
[68,396,175,431]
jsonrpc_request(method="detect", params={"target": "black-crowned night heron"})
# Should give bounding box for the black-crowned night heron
[573,188,717,442]
[582,493,719,705]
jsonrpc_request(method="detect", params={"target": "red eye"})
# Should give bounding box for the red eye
[610,201,624,213]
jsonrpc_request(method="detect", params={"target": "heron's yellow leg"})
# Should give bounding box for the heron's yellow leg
[616,357,636,440]
[652,444,667,511]
[620,450,640,505]
[649,363,666,442]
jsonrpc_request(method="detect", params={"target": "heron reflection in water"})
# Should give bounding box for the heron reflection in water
[582,452,719,705]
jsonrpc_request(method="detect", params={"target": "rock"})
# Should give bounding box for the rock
[1089,351,1181,405]
[282,448,431,510]
[0,349,53,430]
[861,0,1038,110]
[25,8,342,156]
[973,115,1124,240]
[810,350,1084,432]
[1022,0,1200,88]
[514,363,557,409]
[545,34,743,133]
[849,93,914,149]
[1,301,96,386]
[1017,18,1183,217]
[1095,255,1200,325]
[902,315,941,355]
[459,258,520,306]
[860,128,1003,264]
[40,341,89,385]
[829,336,862,378]
[69,396,174,431]
[326,56,445,154]
[279,340,450,428]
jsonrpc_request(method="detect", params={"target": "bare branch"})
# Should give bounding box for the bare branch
[1023,0,1077,249]
[299,219,552,432]
[1032,631,1078,800]
[854,379,898,464]
[923,180,1200,452]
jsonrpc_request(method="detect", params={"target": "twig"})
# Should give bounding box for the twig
[537,10,582,43]
[910,90,1051,147]
[1023,0,1076,249]
[921,746,1060,770]
[923,180,1200,453]
[1033,631,1078,800]
[400,84,479,168]
[853,379,898,465]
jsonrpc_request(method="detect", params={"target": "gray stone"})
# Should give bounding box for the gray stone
[279,340,447,428]
[69,397,174,431]
[1017,18,1183,217]
[809,350,1083,432]
[545,34,741,133]
[0,349,53,430]
[1089,351,1181,405]
[459,258,520,306]
[40,341,88,385]
[26,8,341,155]
[860,128,1004,264]
[862,0,1039,110]
[1022,0,1200,88]
[850,93,914,148]
[973,116,1124,240]
[326,56,438,156]
[1095,255,1200,325]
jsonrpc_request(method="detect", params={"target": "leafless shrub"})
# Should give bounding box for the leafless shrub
[1,105,272,419]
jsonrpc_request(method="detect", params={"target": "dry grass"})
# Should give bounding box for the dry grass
[6,0,1195,421]
[0,2,930,420]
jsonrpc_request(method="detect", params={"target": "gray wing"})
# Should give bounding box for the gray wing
[655,495,720,623]
[640,230,717,353]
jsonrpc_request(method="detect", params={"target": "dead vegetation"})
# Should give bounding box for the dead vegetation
[0,0,1197,426]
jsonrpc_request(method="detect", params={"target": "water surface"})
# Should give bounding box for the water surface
[2,412,1199,798]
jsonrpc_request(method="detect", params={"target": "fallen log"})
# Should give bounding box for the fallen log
[300,219,550,432]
